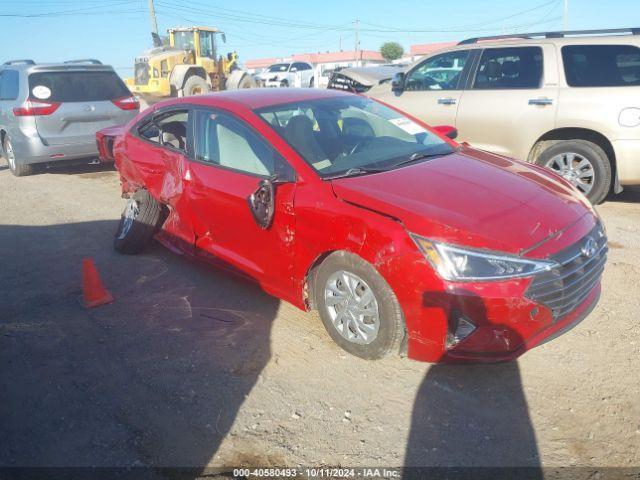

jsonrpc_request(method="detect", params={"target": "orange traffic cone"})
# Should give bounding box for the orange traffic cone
[82,257,114,308]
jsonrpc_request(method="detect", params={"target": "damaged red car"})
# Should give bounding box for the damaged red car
[97,88,607,363]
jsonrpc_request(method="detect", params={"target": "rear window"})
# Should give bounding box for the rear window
[562,45,640,87]
[28,70,130,102]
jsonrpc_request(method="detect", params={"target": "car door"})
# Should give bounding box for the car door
[455,45,559,161]
[374,49,473,127]
[185,107,297,297]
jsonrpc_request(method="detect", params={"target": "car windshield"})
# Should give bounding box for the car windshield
[255,96,455,178]
[268,63,290,72]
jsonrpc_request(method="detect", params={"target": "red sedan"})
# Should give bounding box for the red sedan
[97,88,606,363]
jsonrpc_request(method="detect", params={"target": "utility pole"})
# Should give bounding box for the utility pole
[354,19,360,67]
[148,0,159,35]
[563,0,569,30]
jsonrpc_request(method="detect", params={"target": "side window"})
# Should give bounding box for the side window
[199,31,215,58]
[193,109,289,177]
[138,110,189,153]
[0,70,19,101]
[406,50,470,91]
[562,45,640,87]
[473,47,543,89]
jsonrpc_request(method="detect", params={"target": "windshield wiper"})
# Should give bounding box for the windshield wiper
[390,149,457,169]
[324,166,387,180]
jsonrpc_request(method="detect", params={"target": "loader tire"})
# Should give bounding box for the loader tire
[182,75,211,97]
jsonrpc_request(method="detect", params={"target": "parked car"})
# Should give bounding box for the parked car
[258,62,314,88]
[98,88,606,363]
[333,28,640,204]
[0,59,139,176]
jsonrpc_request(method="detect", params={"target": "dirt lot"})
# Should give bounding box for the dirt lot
[1,161,639,473]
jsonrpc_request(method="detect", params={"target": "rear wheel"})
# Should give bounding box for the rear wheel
[181,75,211,97]
[114,190,164,254]
[309,77,315,88]
[3,138,33,177]
[313,251,405,359]
[535,140,611,205]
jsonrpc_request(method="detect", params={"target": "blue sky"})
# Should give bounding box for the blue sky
[0,0,637,77]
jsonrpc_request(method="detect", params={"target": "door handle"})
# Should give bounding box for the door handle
[437,98,457,105]
[528,98,554,106]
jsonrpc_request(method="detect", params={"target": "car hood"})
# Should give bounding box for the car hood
[330,147,595,255]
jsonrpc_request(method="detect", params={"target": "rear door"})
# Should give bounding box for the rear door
[455,45,559,161]
[28,68,135,145]
[373,49,473,127]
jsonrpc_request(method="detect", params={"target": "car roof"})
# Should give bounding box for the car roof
[188,88,354,110]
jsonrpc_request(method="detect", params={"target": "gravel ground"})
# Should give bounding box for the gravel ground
[0,161,639,474]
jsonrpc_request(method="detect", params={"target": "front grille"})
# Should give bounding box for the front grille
[134,62,150,85]
[525,223,607,321]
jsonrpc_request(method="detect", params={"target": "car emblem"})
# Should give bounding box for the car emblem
[581,237,597,258]
[83,105,95,112]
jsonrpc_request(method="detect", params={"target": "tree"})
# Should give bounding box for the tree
[380,42,404,62]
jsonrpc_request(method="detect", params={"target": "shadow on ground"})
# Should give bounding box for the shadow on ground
[0,220,278,475]
[404,291,541,476]
[607,185,640,204]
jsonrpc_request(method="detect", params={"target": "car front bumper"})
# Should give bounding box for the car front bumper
[383,219,606,364]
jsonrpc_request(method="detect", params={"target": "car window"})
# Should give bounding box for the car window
[2,70,19,100]
[193,109,286,177]
[406,50,469,91]
[256,96,455,178]
[562,45,640,87]
[268,63,290,73]
[473,47,543,89]
[28,71,130,102]
[138,110,189,153]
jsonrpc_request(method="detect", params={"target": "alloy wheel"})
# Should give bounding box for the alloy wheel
[324,270,380,345]
[544,152,595,195]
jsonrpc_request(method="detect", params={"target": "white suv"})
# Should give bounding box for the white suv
[259,62,314,88]
[342,28,640,204]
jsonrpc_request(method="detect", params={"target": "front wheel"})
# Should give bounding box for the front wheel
[313,251,405,359]
[535,140,611,204]
[114,190,164,254]
[181,75,211,97]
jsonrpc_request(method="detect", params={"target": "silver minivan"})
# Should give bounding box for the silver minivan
[0,59,139,176]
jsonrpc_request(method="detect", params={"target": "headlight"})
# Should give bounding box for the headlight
[411,235,556,281]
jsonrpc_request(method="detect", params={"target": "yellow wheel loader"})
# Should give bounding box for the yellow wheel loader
[126,26,259,101]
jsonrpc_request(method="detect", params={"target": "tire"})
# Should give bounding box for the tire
[535,140,611,205]
[237,74,258,89]
[181,75,211,97]
[309,77,315,88]
[114,189,164,254]
[280,79,289,88]
[313,251,405,360]
[4,138,33,177]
